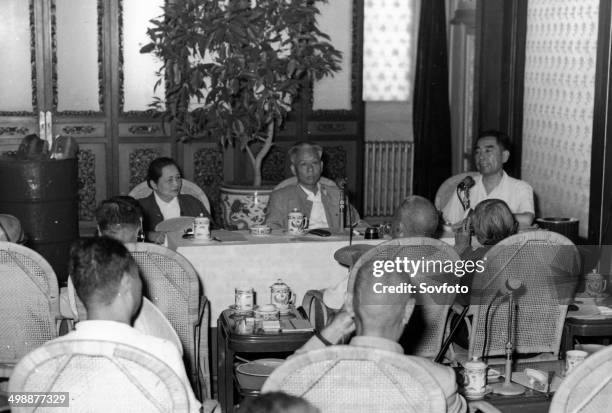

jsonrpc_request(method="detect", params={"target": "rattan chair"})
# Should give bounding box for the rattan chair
[345,237,461,358]
[301,290,331,332]
[434,172,478,210]
[125,243,211,400]
[0,242,59,378]
[550,345,612,413]
[273,176,338,190]
[468,231,580,362]
[129,179,211,213]
[262,346,446,413]
[9,340,191,413]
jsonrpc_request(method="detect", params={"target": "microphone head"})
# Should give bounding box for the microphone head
[457,176,475,190]
[496,277,523,296]
[506,277,523,291]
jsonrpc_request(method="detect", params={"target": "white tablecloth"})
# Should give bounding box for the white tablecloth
[167,230,383,326]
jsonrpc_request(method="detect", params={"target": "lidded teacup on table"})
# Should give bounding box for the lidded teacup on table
[288,208,308,235]
[462,357,487,399]
[270,279,294,314]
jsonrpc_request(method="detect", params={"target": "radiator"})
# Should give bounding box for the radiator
[363,141,413,217]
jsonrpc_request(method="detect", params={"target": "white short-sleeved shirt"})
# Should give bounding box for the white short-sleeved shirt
[442,171,534,225]
[53,320,201,411]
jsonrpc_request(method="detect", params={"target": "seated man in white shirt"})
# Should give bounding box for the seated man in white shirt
[265,142,361,231]
[52,237,210,412]
[442,131,534,228]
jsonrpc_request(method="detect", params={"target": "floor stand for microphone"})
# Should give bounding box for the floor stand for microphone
[490,292,525,395]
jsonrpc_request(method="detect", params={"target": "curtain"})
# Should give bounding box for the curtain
[412,0,452,202]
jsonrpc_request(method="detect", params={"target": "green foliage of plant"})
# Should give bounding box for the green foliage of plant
[141,0,341,186]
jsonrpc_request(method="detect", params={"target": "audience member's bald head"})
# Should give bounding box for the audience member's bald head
[392,196,439,239]
[351,259,415,339]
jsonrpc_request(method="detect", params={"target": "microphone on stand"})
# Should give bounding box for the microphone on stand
[336,178,352,245]
[337,178,346,231]
[457,176,475,211]
[490,276,526,396]
[495,278,523,297]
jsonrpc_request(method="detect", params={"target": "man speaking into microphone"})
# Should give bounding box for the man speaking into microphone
[442,131,534,227]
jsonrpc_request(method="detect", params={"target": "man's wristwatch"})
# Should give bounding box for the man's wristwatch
[314,330,333,346]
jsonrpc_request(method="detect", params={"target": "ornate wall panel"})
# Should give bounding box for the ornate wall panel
[0,0,35,113]
[259,143,348,185]
[76,142,106,222]
[193,147,224,220]
[261,146,288,184]
[362,0,414,101]
[521,0,598,237]
[77,149,97,220]
[54,0,102,113]
[118,142,172,194]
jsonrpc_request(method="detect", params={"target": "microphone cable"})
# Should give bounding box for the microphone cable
[481,292,505,360]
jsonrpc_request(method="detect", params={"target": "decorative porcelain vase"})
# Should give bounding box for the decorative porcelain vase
[220,184,274,230]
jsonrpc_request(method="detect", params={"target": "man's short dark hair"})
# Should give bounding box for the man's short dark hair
[95,196,142,232]
[69,237,138,307]
[476,130,512,153]
[288,142,323,165]
[237,391,317,413]
[146,157,182,189]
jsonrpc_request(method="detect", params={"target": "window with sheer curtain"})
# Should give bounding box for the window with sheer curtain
[363,0,417,102]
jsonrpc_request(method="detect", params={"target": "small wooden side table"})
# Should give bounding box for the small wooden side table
[562,316,612,356]
[217,309,314,413]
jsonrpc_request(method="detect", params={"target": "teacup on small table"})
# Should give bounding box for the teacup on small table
[254,304,279,321]
[565,349,588,376]
[585,271,608,297]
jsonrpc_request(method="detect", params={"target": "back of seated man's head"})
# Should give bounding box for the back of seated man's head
[95,196,143,243]
[69,237,142,321]
[237,391,319,413]
[471,199,517,245]
[351,259,415,340]
[392,195,439,239]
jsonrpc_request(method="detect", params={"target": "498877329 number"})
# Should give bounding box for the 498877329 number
[8,392,69,407]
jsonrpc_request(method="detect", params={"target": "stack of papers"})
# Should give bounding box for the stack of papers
[598,306,612,315]
[262,320,280,332]
[280,318,314,333]
[511,371,562,393]
[211,229,248,242]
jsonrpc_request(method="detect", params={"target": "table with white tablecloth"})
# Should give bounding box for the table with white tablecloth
[166,230,383,326]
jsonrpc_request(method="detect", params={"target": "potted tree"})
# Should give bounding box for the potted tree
[141,0,341,229]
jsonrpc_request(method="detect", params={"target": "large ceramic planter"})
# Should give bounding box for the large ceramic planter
[220,184,274,230]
